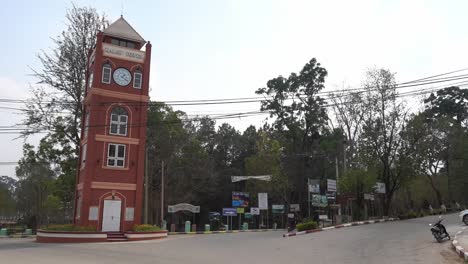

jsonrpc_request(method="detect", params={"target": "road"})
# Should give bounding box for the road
[0,213,464,264]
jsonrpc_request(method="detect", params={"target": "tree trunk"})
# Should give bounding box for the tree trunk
[426,175,443,206]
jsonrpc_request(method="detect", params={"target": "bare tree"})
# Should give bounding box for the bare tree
[359,68,411,215]
[22,5,107,150]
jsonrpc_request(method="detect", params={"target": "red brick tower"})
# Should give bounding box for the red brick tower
[74,16,151,232]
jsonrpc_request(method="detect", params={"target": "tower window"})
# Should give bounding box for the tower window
[109,107,128,136]
[107,143,126,167]
[133,71,142,89]
[84,111,90,139]
[81,144,87,169]
[102,64,112,84]
[111,38,136,49]
[88,72,94,90]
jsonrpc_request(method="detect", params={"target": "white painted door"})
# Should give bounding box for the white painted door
[102,200,122,232]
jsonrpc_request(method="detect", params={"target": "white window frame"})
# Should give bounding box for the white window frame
[81,144,87,169]
[109,110,128,136]
[107,143,126,168]
[133,72,142,89]
[88,72,94,90]
[102,64,112,84]
[84,112,90,139]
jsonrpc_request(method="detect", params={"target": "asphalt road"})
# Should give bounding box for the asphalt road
[0,213,464,264]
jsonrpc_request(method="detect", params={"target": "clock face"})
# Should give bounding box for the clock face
[113,68,131,86]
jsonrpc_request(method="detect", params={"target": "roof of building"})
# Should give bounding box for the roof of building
[103,16,145,43]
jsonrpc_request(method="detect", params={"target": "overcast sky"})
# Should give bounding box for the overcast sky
[1,0,468,179]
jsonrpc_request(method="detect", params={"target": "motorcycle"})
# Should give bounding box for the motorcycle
[429,216,450,242]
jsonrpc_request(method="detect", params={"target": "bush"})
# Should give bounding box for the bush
[406,211,418,219]
[42,224,96,232]
[296,221,318,232]
[132,224,162,232]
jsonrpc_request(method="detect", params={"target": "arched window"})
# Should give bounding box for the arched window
[102,63,112,84]
[133,70,142,89]
[109,107,128,136]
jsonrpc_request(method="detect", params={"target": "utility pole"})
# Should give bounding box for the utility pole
[144,147,149,224]
[161,160,165,226]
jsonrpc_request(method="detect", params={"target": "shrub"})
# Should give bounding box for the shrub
[296,221,318,232]
[132,224,162,232]
[407,211,418,219]
[42,224,96,232]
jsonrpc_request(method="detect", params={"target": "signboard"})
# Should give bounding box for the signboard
[244,213,252,219]
[231,175,272,182]
[308,179,320,193]
[272,205,285,214]
[312,194,328,207]
[327,179,337,192]
[168,203,200,213]
[290,204,300,212]
[364,193,375,201]
[209,212,221,221]
[258,193,268,210]
[250,207,260,215]
[319,214,328,220]
[89,206,98,221]
[102,43,145,63]
[236,208,245,214]
[374,182,386,194]
[232,192,250,207]
[222,208,237,216]
[327,192,336,200]
[287,213,295,218]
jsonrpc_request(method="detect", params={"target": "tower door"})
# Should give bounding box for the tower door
[102,200,122,232]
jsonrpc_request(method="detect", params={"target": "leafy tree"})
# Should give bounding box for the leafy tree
[424,86,468,127]
[0,176,17,217]
[15,144,56,228]
[256,58,328,153]
[338,169,377,220]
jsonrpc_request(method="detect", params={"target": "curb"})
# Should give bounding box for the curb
[169,229,285,235]
[0,235,36,239]
[283,218,399,238]
[451,226,468,262]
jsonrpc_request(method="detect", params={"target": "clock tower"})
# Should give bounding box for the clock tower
[74,16,151,232]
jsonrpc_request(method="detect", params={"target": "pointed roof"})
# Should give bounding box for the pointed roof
[103,16,145,43]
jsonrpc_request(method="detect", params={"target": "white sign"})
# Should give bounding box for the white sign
[231,175,272,182]
[250,207,260,215]
[287,213,295,218]
[258,193,268,210]
[364,194,375,201]
[125,207,134,221]
[88,206,98,221]
[290,204,300,212]
[374,182,386,194]
[309,183,320,193]
[168,203,200,213]
[319,214,328,220]
[102,43,145,63]
[327,179,337,192]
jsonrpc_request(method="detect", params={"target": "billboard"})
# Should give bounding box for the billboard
[272,205,285,214]
[312,194,328,207]
[222,208,237,216]
[232,192,250,207]
[258,193,268,210]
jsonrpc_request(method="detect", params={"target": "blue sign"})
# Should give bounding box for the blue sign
[222,208,237,216]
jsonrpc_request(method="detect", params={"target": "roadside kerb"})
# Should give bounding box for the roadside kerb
[169,229,285,235]
[283,218,399,238]
[451,226,468,262]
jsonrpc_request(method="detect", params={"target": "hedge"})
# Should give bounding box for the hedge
[296,221,318,232]
[132,224,162,232]
[41,224,96,232]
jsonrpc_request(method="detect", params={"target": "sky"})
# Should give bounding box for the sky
[1,0,468,179]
